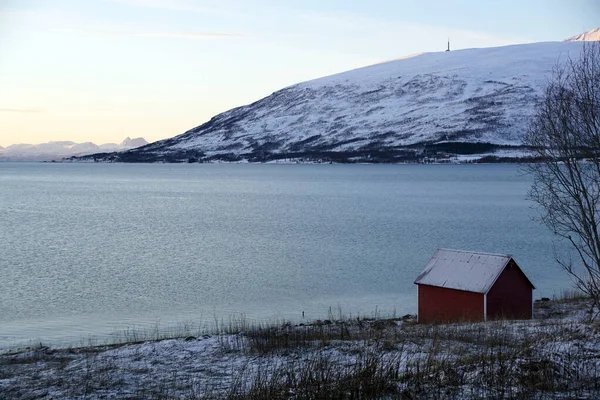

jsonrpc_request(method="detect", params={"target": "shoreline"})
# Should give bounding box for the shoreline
[2,158,531,165]
[2,296,599,399]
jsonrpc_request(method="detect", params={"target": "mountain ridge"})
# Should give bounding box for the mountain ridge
[1,137,148,161]
[564,27,600,42]
[80,30,600,163]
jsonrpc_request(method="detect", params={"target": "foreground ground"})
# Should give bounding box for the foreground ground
[1,297,599,399]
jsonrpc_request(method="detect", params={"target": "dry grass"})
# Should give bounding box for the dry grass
[1,297,599,399]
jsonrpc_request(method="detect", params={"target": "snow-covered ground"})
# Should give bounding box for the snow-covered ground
[1,298,598,399]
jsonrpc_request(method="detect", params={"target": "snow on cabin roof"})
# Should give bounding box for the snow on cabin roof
[414,249,517,294]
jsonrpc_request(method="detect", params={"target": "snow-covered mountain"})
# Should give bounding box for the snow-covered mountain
[0,137,147,161]
[121,137,149,148]
[84,30,599,163]
[564,28,600,42]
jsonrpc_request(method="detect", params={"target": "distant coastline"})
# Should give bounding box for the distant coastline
[69,142,533,164]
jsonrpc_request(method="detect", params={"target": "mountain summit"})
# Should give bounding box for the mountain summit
[86,37,593,163]
[564,27,600,42]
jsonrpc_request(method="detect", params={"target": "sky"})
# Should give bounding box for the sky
[0,0,599,147]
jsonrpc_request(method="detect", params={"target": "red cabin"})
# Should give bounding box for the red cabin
[414,249,535,324]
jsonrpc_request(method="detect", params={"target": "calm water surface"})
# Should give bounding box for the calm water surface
[0,163,572,348]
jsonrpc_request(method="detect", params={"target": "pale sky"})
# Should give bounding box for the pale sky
[0,0,598,147]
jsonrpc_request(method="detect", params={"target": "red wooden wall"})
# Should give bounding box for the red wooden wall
[486,261,533,320]
[418,284,484,324]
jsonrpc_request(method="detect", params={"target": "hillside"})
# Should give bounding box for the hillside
[81,35,598,163]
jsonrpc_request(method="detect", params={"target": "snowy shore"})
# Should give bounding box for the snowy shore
[1,297,599,399]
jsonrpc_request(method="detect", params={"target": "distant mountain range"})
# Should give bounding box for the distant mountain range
[0,137,148,161]
[76,28,599,163]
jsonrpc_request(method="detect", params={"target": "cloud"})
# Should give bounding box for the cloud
[132,32,243,39]
[51,28,244,40]
[110,0,198,11]
[0,108,42,113]
[108,0,230,15]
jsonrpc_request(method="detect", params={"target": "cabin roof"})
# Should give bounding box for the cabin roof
[414,249,534,294]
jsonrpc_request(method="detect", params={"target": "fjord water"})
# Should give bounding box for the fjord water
[0,163,571,348]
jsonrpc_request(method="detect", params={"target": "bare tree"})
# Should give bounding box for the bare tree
[525,42,600,317]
